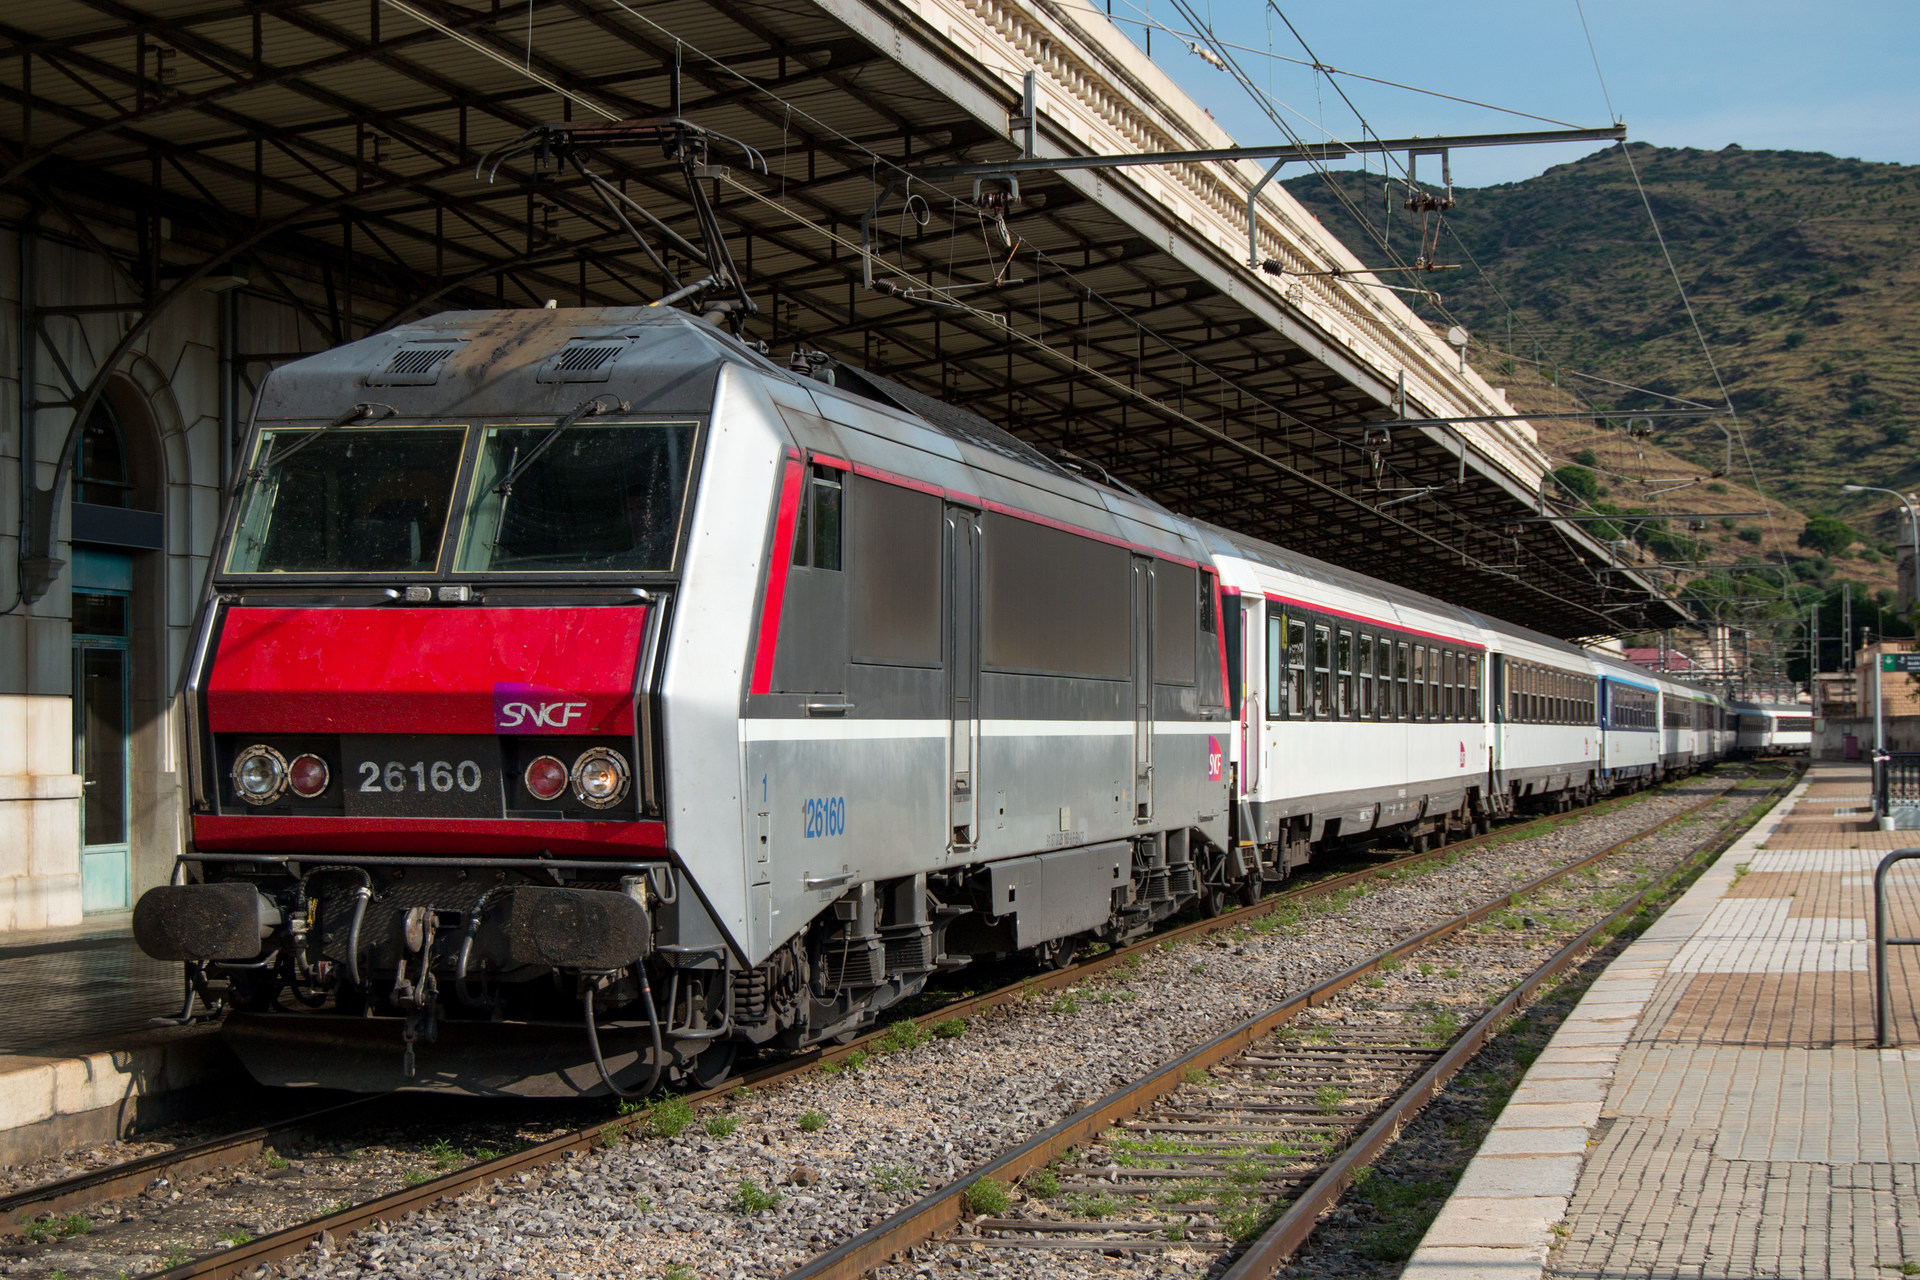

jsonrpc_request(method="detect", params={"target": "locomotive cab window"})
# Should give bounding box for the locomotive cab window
[792,464,843,571]
[230,423,467,574]
[454,419,697,573]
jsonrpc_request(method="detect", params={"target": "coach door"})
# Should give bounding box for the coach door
[946,506,981,848]
[1132,557,1154,821]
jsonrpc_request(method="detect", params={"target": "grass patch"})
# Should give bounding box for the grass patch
[931,1017,968,1039]
[965,1177,1010,1217]
[798,1109,827,1133]
[869,1163,920,1194]
[1349,1166,1451,1262]
[730,1179,782,1213]
[663,1266,696,1280]
[876,1020,927,1054]
[217,1230,255,1247]
[424,1137,463,1169]
[705,1115,739,1138]
[642,1094,696,1138]
[1314,1084,1349,1114]
[1022,1167,1061,1197]
[263,1147,289,1170]
[21,1214,91,1243]
[401,1171,434,1188]
[1050,995,1081,1014]
[1069,1193,1123,1219]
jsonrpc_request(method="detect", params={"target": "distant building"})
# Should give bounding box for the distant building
[1623,647,1704,675]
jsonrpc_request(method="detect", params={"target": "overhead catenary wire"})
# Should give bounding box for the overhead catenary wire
[378,0,1674,621]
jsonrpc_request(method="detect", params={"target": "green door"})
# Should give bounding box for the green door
[72,552,133,915]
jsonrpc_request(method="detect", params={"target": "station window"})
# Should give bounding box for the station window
[1312,624,1332,719]
[1358,633,1375,718]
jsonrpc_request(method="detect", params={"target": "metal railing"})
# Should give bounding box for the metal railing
[1874,848,1920,1047]
[1874,752,1920,819]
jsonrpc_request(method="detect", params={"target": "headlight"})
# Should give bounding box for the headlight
[524,755,569,802]
[232,745,289,805]
[288,753,330,798]
[571,747,631,809]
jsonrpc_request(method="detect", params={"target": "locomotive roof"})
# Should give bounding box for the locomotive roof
[252,306,787,424]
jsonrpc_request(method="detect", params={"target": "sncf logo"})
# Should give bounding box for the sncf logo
[493,682,596,734]
[498,701,589,730]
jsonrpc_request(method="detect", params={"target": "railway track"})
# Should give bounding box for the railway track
[0,767,1784,1280]
[793,766,1792,1280]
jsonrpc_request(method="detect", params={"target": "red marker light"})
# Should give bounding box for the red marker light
[288,754,331,798]
[524,755,569,801]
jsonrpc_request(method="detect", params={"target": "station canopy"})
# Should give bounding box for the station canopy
[4,0,1692,638]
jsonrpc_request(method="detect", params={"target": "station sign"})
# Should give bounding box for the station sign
[1882,652,1920,673]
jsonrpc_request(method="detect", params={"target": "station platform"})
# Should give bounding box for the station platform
[0,921,235,1166]
[1403,762,1920,1280]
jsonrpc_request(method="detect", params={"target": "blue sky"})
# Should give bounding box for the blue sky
[1108,0,1919,187]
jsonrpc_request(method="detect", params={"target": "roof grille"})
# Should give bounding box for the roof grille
[539,338,630,383]
[369,341,463,385]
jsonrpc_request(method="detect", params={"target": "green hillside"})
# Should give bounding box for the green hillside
[1283,144,1920,550]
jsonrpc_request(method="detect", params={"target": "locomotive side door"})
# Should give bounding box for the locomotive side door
[946,505,981,849]
[1132,556,1154,821]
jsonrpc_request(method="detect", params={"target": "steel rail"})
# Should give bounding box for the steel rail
[69,772,1734,1278]
[777,767,1794,1280]
[1221,767,1798,1279]
[0,1097,386,1235]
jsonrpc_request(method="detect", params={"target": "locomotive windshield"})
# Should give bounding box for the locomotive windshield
[454,421,696,573]
[227,425,467,574]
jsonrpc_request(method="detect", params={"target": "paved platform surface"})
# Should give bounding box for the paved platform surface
[1402,763,1920,1280]
[0,917,187,1059]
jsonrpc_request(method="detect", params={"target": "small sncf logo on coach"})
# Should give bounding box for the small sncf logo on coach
[494,682,591,733]
[1208,736,1223,782]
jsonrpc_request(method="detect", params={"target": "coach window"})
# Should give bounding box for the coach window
[1357,633,1375,718]
[1265,608,1284,718]
[1285,616,1307,716]
[1469,654,1481,720]
[1427,648,1440,722]
[1394,642,1409,718]
[1336,630,1354,717]
[1449,652,1463,720]
[1382,637,1397,721]
[1312,624,1332,718]
[1410,646,1427,720]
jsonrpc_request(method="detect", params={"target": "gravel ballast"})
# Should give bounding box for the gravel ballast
[0,773,1755,1280]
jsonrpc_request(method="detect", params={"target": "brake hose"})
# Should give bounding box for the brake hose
[583,964,664,1100]
[454,885,511,1008]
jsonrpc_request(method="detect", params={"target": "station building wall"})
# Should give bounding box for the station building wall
[0,214,320,936]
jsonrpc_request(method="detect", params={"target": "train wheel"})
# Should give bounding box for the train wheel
[1038,937,1079,971]
[688,1040,736,1090]
[1239,877,1262,907]
[1201,883,1232,917]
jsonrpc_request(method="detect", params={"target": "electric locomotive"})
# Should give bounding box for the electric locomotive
[134,307,1237,1095]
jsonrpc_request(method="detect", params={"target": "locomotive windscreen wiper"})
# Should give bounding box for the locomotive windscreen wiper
[491,394,630,497]
[246,401,394,483]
